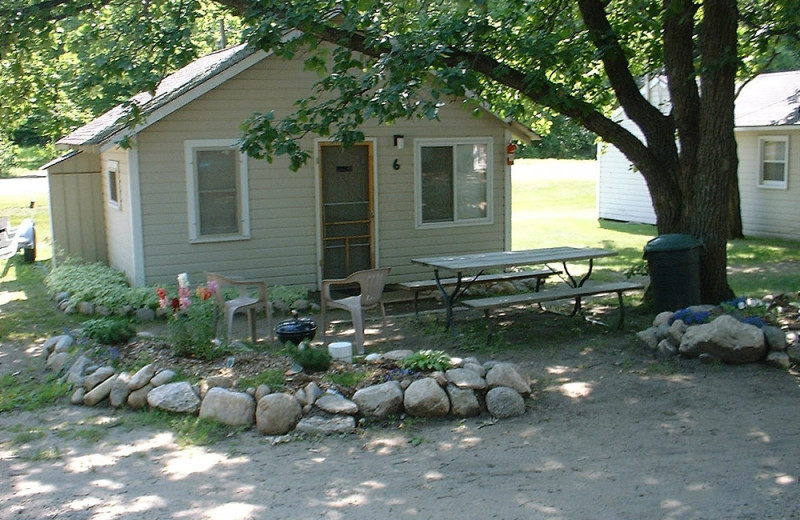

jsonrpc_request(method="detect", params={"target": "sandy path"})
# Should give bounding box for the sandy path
[2,349,798,520]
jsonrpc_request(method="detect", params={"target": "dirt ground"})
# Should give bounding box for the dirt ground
[1,301,799,520]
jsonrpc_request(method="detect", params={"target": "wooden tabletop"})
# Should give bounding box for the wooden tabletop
[411,247,617,272]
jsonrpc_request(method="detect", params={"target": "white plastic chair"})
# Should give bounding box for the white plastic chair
[321,267,391,354]
[205,272,273,343]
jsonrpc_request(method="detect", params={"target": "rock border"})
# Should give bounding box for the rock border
[637,305,800,368]
[44,338,533,436]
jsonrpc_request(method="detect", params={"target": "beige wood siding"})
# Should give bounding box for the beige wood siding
[736,129,800,240]
[47,153,108,263]
[135,52,510,288]
[101,147,136,279]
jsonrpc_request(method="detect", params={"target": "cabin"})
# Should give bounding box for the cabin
[46,42,536,289]
[597,70,800,240]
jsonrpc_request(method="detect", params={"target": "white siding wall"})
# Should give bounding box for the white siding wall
[597,78,667,226]
[597,142,657,224]
[736,129,800,240]
[101,147,136,280]
[136,53,508,287]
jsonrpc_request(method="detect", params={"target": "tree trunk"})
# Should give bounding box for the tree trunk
[692,0,738,303]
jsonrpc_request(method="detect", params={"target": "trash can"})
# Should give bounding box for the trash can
[643,234,703,312]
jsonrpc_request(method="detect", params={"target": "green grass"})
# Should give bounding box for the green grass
[512,159,800,296]
[0,256,76,343]
[323,369,369,388]
[238,368,286,390]
[0,372,71,412]
[122,409,247,446]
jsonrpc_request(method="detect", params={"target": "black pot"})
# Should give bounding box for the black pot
[275,316,317,344]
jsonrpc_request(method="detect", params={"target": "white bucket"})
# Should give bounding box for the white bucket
[328,342,353,363]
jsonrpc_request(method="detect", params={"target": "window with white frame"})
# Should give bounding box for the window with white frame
[185,139,250,241]
[106,160,121,209]
[757,136,789,189]
[415,138,492,227]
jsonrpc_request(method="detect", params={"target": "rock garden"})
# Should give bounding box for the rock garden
[37,262,800,441]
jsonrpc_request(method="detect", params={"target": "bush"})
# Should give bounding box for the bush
[401,350,452,372]
[44,260,163,313]
[80,317,137,345]
[0,136,16,177]
[270,285,309,309]
[287,343,331,372]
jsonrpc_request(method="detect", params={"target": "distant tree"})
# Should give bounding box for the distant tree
[521,114,597,160]
[0,0,242,144]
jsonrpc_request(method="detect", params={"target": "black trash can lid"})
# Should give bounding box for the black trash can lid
[644,233,703,253]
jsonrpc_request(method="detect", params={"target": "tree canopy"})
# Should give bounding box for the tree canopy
[0,0,241,143]
[1,0,798,302]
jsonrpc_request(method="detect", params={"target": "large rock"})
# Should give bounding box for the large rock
[352,381,404,419]
[653,311,674,328]
[788,344,800,364]
[66,355,92,385]
[486,363,531,395]
[315,394,359,415]
[71,387,86,405]
[679,315,767,364]
[200,387,255,427]
[256,393,302,435]
[46,351,72,373]
[109,372,132,408]
[764,351,791,370]
[84,366,116,391]
[295,415,356,435]
[462,361,487,378]
[446,384,482,417]
[636,327,659,351]
[128,363,157,390]
[147,381,201,413]
[445,368,487,390]
[382,350,415,362]
[485,386,526,418]
[43,334,74,356]
[404,378,450,417]
[127,384,153,409]
[667,319,688,346]
[84,374,119,406]
[762,326,787,352]
[150,369,176,387]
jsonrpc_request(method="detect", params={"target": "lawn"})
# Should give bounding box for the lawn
[511,158,800,297]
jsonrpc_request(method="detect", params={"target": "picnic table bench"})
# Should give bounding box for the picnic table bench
[396,268,560,317]
[461,280,645,340]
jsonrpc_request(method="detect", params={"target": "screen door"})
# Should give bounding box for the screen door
[320,143,374,279]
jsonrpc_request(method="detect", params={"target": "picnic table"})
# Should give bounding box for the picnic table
[411,247,622,329]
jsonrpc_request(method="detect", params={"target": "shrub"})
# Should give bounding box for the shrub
[80,317,137,345]
[44,260,160,312]
[401,349,452,372]
[270,285,309,309]
[324,369,368,388]
[158,274,224,360]
[0,136,16,177]
[238,369,286,390]
[287,343,331,372]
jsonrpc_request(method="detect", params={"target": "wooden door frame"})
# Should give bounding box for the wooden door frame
[314,138,379,288]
